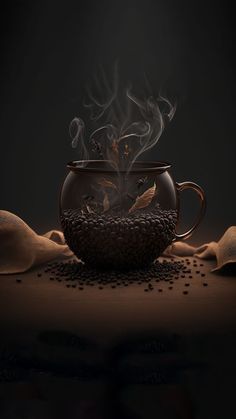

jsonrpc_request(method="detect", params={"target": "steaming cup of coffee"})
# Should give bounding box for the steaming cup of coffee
[60,160,206,270]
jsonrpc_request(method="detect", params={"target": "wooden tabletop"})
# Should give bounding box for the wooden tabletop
[0,257,235,340]
[0,257,235,418]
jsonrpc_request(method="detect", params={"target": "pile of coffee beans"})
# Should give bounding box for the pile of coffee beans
[43,259,189,292]
[61,207,178,269]
[31,257,208,294]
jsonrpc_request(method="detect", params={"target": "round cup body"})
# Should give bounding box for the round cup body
[60,160,179,270]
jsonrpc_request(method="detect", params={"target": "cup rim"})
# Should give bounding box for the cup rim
[67,160,171,173]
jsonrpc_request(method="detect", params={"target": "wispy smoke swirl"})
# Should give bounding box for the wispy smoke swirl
[69,69,176,172]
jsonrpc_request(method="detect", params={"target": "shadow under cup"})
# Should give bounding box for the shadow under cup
[60,161,206,270]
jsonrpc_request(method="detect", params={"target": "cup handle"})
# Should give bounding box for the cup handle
[174,181,206,241]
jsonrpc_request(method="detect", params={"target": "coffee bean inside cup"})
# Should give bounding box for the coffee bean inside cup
[61,205,177,270]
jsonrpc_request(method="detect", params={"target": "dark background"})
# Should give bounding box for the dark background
[0,0,235,241]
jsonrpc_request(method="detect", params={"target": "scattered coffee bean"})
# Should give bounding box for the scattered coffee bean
[44,257,190,294]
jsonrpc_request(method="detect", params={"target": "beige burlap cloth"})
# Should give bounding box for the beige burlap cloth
[0,210,235,274]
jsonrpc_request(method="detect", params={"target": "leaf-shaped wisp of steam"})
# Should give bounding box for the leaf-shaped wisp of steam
[97,178,117,190]
[128,183,157,213]
[103,192,110,212]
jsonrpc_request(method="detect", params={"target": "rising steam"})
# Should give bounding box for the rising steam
[69,117,89,167]
[69,70,176,172]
